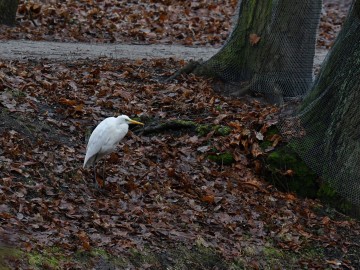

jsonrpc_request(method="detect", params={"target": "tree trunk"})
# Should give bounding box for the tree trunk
[193,0,322,98]
[291,0,360,215]
[0,0,18,26]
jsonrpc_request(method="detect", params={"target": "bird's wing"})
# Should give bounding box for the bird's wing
[83,118,115,167]
[83,117,130,168]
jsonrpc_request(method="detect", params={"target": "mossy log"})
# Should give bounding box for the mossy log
[140,119,231,137]
[139,119,234,165]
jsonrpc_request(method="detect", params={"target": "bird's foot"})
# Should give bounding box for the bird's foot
[94,176,106,190]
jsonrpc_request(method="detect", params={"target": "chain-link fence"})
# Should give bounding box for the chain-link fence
[198,0,360,217]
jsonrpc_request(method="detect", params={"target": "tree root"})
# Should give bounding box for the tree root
[165,60,202,82]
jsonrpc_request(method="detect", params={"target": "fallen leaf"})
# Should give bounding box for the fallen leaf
[249,33,261,46]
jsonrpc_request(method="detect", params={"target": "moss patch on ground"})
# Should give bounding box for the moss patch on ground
[229,242,326,269]
[0,239,348,269]
[207,151,235,165]
[0,246,25,270]
[27,247,69,270]
[0,244,229,269]
[196,124,232,137]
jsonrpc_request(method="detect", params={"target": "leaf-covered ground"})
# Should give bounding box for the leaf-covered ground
[0,0,353,48]
[1,0,360,269]
[1,58,360,269]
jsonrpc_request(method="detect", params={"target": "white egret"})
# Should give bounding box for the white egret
[83,115,144,188]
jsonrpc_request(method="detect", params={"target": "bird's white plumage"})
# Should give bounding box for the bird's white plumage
[83,115,142,168]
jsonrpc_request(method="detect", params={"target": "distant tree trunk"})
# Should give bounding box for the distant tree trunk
[0,0,18,26]
[193,0,322,98]
[291,0,360,215]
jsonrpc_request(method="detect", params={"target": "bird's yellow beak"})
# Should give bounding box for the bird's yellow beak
[129,119,144,126]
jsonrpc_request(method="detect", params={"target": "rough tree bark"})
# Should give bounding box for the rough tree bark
[292,0,360,214]
[193,0,322,98]
[0,0,18,26]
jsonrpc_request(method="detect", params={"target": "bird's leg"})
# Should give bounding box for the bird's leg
[93,153,101,189]
[102,160,106,181]
[93,164,100,190]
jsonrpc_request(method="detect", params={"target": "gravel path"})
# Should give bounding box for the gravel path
[0,40,328,67]
[0,40,219,61]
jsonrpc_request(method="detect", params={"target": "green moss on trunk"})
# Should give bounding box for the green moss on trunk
[193,0,321,97]
[263,145,354,214]
[293,1,360,217]
[193,0,274,80]
[265,146,319,198]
